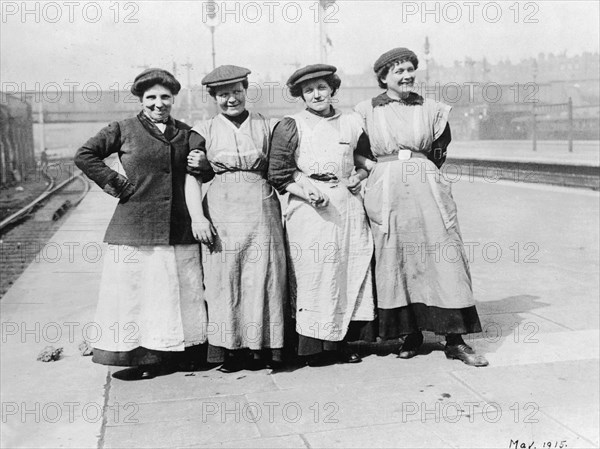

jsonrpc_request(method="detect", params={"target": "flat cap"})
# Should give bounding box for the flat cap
[287,64,337,88]
[373,47,418,72]
[131,68,181,97]
[201,65,251,87]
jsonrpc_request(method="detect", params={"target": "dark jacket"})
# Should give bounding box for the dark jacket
[74,112,196,246]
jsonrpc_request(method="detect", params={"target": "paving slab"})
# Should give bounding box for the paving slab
[108,368,280,404]
[302,422,452,448]
[182,434,308,448]
[246,371,486,437]
[103,417,260,449]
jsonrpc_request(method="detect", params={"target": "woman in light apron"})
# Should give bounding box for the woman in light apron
[354,48,488,366]
[75,68,208,380]
[185,65,286,373]
[268,64,375,366]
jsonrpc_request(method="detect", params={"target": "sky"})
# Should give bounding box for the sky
[1,0,599,91]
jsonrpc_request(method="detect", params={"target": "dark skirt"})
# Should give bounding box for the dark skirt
[207,344,284,364]
[92,343,207,367]
[378,304,482,340]
[298,320,376,356]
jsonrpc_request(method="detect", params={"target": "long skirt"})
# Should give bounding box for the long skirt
[92,244,208,366]
[363,156,482,339]
[285,178,375,353]
[202,172,286,357]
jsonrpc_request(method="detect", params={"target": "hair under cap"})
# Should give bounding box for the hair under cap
[130,68,181,97]
[202,65,251,87]
[286,64,337,88]
[373,47,419,72]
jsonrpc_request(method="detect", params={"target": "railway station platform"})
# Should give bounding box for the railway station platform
[1,170,599,448]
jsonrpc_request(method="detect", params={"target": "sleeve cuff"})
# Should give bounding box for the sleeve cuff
[103,173,134,200]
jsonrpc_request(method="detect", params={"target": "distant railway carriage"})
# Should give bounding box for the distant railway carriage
[0,93,35,186]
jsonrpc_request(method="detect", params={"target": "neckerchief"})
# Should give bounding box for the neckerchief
[305,106,336,118]
[222,110,250,128]
[371,91,424,108]
[137,111,179,142]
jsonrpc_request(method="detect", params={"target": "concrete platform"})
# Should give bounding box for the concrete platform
[450,140,599,167]
[1,178,598,448]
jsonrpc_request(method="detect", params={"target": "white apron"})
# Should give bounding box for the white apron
[94,244,208,352]
[285,110,374,342]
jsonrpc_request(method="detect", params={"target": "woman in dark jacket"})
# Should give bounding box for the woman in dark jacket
[74,68,208,380]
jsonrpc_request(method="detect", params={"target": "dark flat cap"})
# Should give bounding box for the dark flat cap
[373,48,419,72]
[287,64,337,88]
[201,65,251,87]
[131,68,181,97]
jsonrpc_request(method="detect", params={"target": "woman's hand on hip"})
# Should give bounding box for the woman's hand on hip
[192,219,216,246]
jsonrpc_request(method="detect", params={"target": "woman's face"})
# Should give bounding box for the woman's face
[382,60,416,97]
[301,78,333,114]
[141,84,173,122]
[215,82,246,116]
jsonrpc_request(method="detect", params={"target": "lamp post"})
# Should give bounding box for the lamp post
[318,0,335,63]
[182,61,194,124]
[424,36,430,87]
[532,59,538,152]
[204,0,218,70]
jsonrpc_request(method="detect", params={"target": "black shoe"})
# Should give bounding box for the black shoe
[247,357,267,371]
[445,344,489,367]
[306,351,337,367]
[218,357,245,373]
[398,332,424,359]
[177,344,208,372]
[266,359,284,370]
[112,364,176,381]
[340,352,362,364]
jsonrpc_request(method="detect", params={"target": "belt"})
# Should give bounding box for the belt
[309,173,339,183]
[377,150,426,163]
[215,170,265,182]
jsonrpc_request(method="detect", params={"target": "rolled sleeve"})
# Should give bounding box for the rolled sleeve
[429,123,452,169]
[354,131,375,161]
[187,130,215,183]
[267,117,299,195]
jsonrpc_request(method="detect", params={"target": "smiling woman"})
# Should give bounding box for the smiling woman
[184,65,287,373]
[268,64,376,367]
[74,68,209,380]
[354,48,488,367]
[140,85,173,123]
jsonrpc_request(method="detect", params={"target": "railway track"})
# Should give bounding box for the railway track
[0,162,90,297]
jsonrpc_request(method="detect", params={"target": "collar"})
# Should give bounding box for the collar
[371,91,424,108]
[137,111,179,142]
[221,110,249,128]
[142,110,170,124]
[305,106,340,119]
